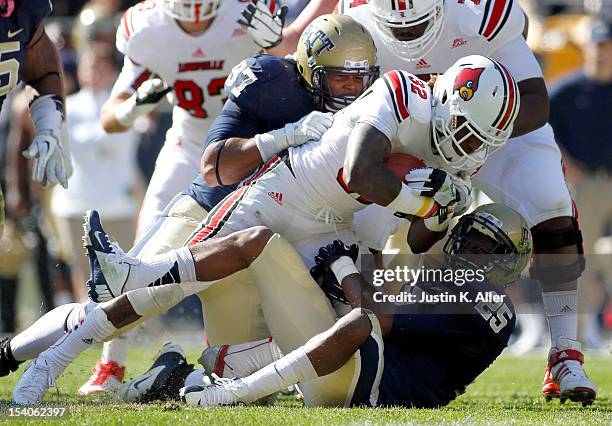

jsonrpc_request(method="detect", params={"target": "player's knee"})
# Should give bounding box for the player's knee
[530,216,585,287]
[235,226,274,263]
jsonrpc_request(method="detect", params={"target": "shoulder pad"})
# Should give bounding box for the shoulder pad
[451,0,525,44]
[225,55,310,118]
[116,1,166,55]
[379,71,430,124]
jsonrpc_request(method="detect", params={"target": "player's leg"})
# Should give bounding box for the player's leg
[181,308,384,407]
[79,194,208,395]
[135,141,201,240]
[12,227,274,404]
[0,302,86,377]
[472,124,596,405]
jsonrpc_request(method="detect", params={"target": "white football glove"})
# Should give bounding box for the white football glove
[23,95,73,188]
[114,78,172,128]
[238,0,288,49]
[404,167,459,207]
[256,111,333,161]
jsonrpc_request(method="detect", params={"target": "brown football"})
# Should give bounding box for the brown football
[383,153,426,181]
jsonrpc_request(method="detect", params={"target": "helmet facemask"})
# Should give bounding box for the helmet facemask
[370,0,444,60]
[310,64,380,112]
[163,0,221,23]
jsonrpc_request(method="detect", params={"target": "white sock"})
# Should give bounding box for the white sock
[10,303,83,361]
[185,369,208,387]
[101,332,132,366]
[40,307,117,375]
[542,290,578,342]
[216,338,283,378]
[242,346,317,403]
[124,247,196,292]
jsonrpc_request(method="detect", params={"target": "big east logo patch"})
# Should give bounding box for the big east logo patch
[453,67,485,101]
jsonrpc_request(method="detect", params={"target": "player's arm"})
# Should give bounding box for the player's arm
[202,102,332,186]
[21,24,73,187]
[100,56,170,133]
[512,77,549,137]
[266,0,337,56]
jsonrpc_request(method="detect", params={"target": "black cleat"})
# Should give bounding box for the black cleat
[0,337,22,377]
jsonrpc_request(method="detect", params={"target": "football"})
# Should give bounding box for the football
[383,153,426,181]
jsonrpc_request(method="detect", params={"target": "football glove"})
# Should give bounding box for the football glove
[238,0,288,49]
[404,167,459,207]
[310,241,358,305]
[114,78,172,128]
[256,111,333,161]
[23,95,73,188]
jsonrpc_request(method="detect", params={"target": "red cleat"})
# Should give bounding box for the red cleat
[78,360,125,396]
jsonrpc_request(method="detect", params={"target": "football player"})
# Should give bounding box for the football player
[246,0,596,404]
[10,54,519,404]
[180,204,534,408]
[1,14,378,395]
[0,0,73,236]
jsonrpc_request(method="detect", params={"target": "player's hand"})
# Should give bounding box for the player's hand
[238,0,288,49]
[22,129,72,188]
[404,167,459,207]
[452,178,472,216]
[310,240,359,279]
[284,111,333,147]
[115,78,172,127]
[423,204,453,233]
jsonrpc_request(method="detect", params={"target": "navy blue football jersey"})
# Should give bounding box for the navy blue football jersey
[0,0,52,110]
[185,54,313,211]
[376,274,515,408]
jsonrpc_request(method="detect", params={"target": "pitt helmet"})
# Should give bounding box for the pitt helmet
[444,203,532,288]
[431,55,520,172]
[295,14,380,112]
[163,0,221,22]
[368,0,444,60]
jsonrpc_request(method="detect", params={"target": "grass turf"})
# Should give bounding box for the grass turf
[0,347,610,425]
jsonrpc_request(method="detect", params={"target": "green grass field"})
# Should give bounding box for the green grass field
[0,347,610,425]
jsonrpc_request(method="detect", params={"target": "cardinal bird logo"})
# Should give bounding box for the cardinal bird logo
[453,67,485,101]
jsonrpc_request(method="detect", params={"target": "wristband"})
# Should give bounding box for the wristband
[386,183,436,217]
[114,94,139,128]
[330,256,359,283]
[254,127,289,162]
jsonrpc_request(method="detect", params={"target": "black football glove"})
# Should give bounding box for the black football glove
[310,240,359,305]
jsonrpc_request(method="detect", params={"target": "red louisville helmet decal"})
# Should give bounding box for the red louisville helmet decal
[453,67,485,101]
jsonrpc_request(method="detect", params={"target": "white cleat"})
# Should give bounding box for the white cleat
[180,375,250,407]
[78,360,125,396]
[13,358,58,405]
[548,337,597,407]
[83,209,140,302]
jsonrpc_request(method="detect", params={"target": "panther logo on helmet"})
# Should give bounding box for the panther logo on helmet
[453,67,485,101]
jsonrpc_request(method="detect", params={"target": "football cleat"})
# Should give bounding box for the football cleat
[180,375,249,407]
[83,209,139,302]
[0,337,22,377]
[78,359,126,396]
[547,337,597,407]
[115,342,195,402]
[13,357,58,405]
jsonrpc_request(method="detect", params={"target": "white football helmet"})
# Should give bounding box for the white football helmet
[368,0,444,60]
[163,0,221,22]
[431,55,520,172]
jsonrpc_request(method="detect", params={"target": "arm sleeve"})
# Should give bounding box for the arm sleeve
[490,36,543,82]
[204,98,262,148]
[356,75,401,141]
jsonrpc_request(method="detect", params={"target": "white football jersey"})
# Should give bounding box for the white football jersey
[338,0,542,83]
[111,0,259,148]
[289,70,439,219]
